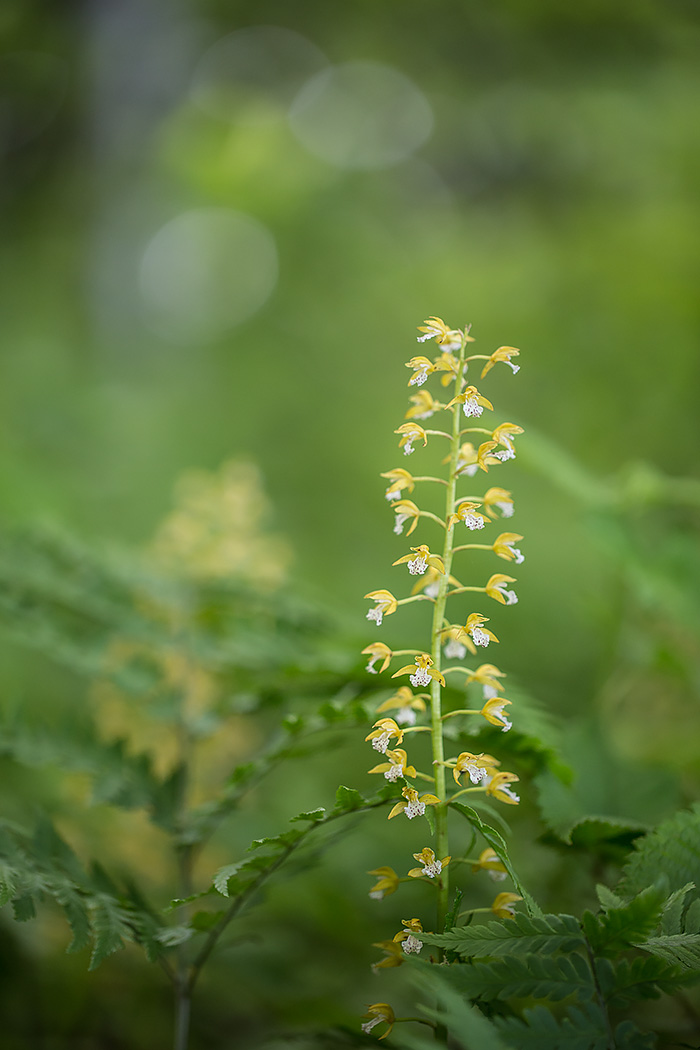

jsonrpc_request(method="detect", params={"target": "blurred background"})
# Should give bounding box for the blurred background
[1,0,700,1046]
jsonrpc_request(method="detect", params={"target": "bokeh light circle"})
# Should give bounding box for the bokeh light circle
[191,25,329,125]
[288,60,434,170]
[139,208,278,342]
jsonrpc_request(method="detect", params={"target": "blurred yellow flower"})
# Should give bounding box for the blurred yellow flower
[364,590,398,627]
[394,422,428,456]
[471,848,508,881]
[367,867,399,900]
[491,891,523,918]
[361,642,393,674]
[485,572,518,605]
[480,346,521,378]
[361,1002,395,1038]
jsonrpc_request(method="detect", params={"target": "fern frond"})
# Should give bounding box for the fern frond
[419,912,584,957]
[447,951,594,1003]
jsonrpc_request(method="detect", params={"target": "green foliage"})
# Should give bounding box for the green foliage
[619,804,700,899]
[419,875,700,1049]
[420,912,584,956]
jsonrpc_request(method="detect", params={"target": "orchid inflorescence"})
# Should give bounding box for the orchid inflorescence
[359,317,525,1034]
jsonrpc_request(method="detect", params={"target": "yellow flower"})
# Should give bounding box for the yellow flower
[492,532,525,564]
[411,565,459,598]
[492,422,524,448]
[480,346,521,378]
[394,422,428,457]
[485,572,518,606]
[482,487,514,519]
[381,467,415,501]
[471,848,508,881]
[375,686,427,725]
[388,785,441,820]
[393,917,424,955]
[479,440,509,473]
[365,717,404,754]
[452,750,499,785]
[405,388,440,420]
[481,696,513,732]
[459,613,499,649]
[441,623,475,659]
[391,499,421,537]
[405,355,435,387]
[361,642,393,675]
[393,543,445,577]
[368,747,417,782]
[465,663,506,699]
[484,770,520,805]
[392,652,446,689]
[408,847,451,879]
[446,385,494,419]
[367,867,399,900]
[432,350,462,386]
[416,316,462,348]
[361,1002,396,1038]
[491,891,523,918]
[371,939,405,970]
[453,442,479,478]
[447,500,487,531]
[364,590,398,627]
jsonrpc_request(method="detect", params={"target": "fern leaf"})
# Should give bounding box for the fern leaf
[601,953,686,1007]
[447,951,594,1003]
[620,804,700,898]
[88,893,131,971]
[583,884,666,955]
[494,1002,610,1049]
[420,912,584,957]
[637,933,700,972]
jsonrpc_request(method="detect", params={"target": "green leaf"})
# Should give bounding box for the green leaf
[333,785,365,812]
[584,884,666,955]
[449,801,541,916]
[602,954,687,1007]
[213,862,244,898]
[289,808,325,823]
[420,912,584,957]
[660,882,695,935]
[494,1002,610,1050]
[637,933,700,971]
[595,883,624,912]
[12,894,36,922]
[620,804,700,899]
[400,961,511,1050]
[88,893,130,971]
[154,925,194,947]
[447,951,594,1003]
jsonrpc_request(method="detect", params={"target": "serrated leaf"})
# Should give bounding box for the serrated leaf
[585,884,666,955]
[620,804,700,899]
[213,863,243,898]
[449,801,541,916]
[447,950,594,1003]
[637,933,700,971]
[494,1001,610,1050]
[289,808,325,823]
[420,912,584,957]
[334,785,365,812]
[88,894,130,971]
[596,883,624,912]
[12,894,36,922]
[154,925,194,947]
[661,882,695,935]
[603,953,686,1007]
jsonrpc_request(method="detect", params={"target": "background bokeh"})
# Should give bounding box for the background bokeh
[1,1,700,1047]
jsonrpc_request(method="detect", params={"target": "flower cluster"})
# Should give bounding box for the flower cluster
[358,318,526,1036]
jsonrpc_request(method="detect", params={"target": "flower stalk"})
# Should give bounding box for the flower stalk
[359,316,525,1037]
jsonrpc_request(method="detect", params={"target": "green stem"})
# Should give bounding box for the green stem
[429,331,469,935]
